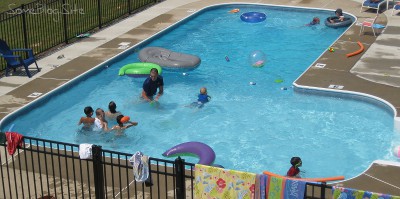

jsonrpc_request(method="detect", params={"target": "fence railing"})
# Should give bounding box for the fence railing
[0,0,160,72]
[0,135,195,198]
[0,134,333,198]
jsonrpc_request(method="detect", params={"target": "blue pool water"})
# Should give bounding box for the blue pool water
[1,5,399,179]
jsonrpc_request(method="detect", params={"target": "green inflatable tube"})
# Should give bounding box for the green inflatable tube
[118,62,162,77]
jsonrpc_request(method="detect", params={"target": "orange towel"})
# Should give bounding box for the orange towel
[5,132,24,155]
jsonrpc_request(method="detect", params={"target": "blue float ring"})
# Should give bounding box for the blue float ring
[240,12,266,23]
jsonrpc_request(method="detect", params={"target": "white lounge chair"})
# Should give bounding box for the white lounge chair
[359,14,379,37]
[360,0,387,14]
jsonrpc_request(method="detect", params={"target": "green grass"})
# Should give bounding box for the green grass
[0,0,38,13]
[0,0,155,71]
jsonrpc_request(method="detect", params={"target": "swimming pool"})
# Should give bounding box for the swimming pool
[1,4,399,179]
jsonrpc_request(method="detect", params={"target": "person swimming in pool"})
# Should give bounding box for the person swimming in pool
[78,106,95,131]
[105,101,122,120]
[198,87,211,104]
[286,157,302,178]
[93,108,109,132]
[111,115,138,136]
[141,68,164,103]
[306,17,320,26]
[188,87,211,108]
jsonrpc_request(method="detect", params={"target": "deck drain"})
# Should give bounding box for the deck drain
[27,92,43,98]
[328,85,344,89]
[187,9,196,12]
[314,63,326,68]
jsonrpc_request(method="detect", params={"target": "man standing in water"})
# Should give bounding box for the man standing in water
[141,68,164,102]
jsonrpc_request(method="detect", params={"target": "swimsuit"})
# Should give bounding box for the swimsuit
[142,76,164,96]
[197,94,210,103]
[93,118,103,131]
[287,166,300,177]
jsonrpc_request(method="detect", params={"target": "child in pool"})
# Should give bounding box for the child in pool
[286,157,302,178]
[329,8,344,23]
[93,108,109,132]
[111,115,138,136]
[306,17,320,26]
[198,87,211,103]
[78,106,95,131]
[189,87,211,108]
[105,101,122,120]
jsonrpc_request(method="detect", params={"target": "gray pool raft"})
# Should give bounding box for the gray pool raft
[324,16,353,28]
[139,47,201,70]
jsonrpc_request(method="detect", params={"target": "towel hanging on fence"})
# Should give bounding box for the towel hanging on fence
[5,132,23,155]
[194,164,257,198]
[284,179,307,199]
[79,143,93,159]
[332,186,400,199]
[129,151,149,182]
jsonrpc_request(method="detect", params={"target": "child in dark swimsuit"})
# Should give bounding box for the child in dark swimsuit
[306,17,320,26]
[329,8,344,23]
[286,157,302,178]
[78,106,95,131]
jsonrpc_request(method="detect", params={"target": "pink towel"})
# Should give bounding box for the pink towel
[5,132,24,155]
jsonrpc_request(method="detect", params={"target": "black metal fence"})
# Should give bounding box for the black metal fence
[0,135,196,198]
[0,134,333,198]
[0,0,160,71]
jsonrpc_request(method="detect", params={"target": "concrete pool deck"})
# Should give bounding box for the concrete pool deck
[0,0,400,196]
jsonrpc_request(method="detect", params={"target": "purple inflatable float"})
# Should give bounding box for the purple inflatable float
[162,141,216,165]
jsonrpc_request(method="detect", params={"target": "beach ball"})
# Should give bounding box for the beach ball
[249,50,266,67]
[393,146,400,158]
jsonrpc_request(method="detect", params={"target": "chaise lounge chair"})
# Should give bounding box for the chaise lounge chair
[0,39,40,78]
[392,1,400,15]
[360,0,387,14]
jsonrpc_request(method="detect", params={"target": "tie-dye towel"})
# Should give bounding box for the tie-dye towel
[332,186,400,199]
[284,179,306,199]
[194,164,256,199]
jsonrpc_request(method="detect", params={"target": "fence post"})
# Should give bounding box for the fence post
[321,182,326,199]
[21,4,28,49]
[97,0,102,29]
[128,0,131,15]
[92,145,105,199]
[175,157,186,199]
[62,0,69,44]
